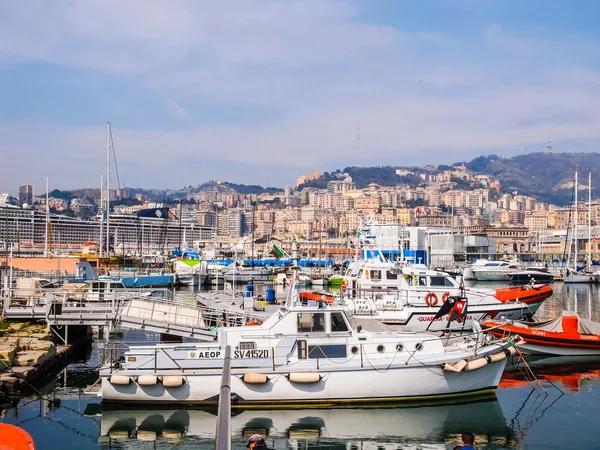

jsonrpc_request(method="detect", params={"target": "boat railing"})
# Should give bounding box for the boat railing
[215,345,231,450]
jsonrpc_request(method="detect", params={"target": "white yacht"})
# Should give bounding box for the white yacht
[463,259,522,281]
[93,302,516,406]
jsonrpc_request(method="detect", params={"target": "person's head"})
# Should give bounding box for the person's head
[462,432,475,446]
[247,434,266,449]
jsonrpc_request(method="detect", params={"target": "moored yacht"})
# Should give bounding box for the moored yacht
[93,301,516,406]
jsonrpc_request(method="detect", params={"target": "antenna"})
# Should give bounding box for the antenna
[547,130,552,154]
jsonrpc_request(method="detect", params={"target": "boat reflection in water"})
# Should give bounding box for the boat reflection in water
[502,355,600,393]
[97,398,514,449]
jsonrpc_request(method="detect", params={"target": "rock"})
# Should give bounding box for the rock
[0,345,17,370]
[0,375,22,391]
[15,338,55,353]
[12,349,54,367]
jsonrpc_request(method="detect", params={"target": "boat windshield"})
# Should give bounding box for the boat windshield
[429,276,456,287]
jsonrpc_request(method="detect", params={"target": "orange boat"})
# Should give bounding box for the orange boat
[492,284,553,305]
[0,423,35,450]
[298,291,336,304]
[481,311,600,356]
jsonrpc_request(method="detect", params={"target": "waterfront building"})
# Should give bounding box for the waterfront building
[18,185,34,207]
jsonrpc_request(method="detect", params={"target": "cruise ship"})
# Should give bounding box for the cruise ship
[0,205,213,255]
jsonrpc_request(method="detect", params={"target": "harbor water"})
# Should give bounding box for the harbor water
[2,282,600,449]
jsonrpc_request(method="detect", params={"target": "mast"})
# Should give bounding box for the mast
[99,175,104,259]
[178,200,183,252]
[106,121,111,256]
[574,168,578,271]
[589,170,592,268]
[44,177,49,257]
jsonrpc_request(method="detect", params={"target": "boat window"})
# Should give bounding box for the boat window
[110,283,122,290]
[308,344,347,359]
[418,277,427,286]
[331,312,349,332]
[358,269,364,278]
[386,270,398,280]
[297,313,325,333]
[429,276,454,287]
[371,270,381,280]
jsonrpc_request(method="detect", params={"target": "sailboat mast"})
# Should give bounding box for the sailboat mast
[99,175,104,259]
[44,177,49,257]
[574,168,578,271]
[106,121,111,256]
[589,170,592,268]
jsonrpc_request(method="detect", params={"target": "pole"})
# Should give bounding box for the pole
[214,345,231,450]
[99,175,104,259]
[45,177,49,257]
[589,170,592,268]
[106,122,111,257]
[179,200,183,252]
[574,168,578,271]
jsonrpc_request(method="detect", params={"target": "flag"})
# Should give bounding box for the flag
[269,243,284,259]
[426,295,468,330]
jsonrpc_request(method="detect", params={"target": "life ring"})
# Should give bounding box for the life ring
[341,279,348,293]
[425,292,438,307]
[442,292,450,303]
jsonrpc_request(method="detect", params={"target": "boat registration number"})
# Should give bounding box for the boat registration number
[234,349,270,359]
[187,349,270,359]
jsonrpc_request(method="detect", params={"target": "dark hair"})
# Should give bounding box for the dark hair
[462,432,475,445]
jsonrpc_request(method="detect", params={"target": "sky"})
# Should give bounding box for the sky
[0,0,599,195]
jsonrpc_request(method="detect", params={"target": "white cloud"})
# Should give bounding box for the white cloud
[0,2,598,194]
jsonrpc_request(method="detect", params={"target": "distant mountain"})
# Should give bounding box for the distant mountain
[457,152,600,206]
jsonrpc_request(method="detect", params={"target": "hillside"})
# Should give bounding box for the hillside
[459,152,600,205]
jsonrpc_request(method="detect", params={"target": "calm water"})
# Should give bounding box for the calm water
[4,282,600,450]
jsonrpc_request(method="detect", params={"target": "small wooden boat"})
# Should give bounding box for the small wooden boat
[298,291,336,304]
[0,423,35,450]
[481,311,600,355]
[493,284,553,305]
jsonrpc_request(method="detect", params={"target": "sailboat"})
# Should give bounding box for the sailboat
[564,169,598,283]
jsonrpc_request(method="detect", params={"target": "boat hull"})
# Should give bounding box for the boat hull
[375,301,542,331]
[100,359,507,406]
[481,321,600,356]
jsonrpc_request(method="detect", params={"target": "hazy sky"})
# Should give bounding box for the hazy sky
[1,0,599,195]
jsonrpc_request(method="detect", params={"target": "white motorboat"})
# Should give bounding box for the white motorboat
[463,259,522,281]
[223,266,274,283]
[93,302,516,406]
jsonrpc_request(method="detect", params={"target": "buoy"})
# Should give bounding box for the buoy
[443,359,468,372]
[137,375,159,386]
[442,292,450,303]
[504,346,518,356]
[485,352,507,363]
[109,375,132,385]
[163,376,185,387]
[0,424,35,450]
[424,292,438,307]
[464,358,488,371]
[242,373,269,384]
[288,373,321,383]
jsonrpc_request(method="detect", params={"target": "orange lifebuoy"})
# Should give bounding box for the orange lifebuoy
[341,279,348,293]
[442,292,450,303]
[425,292,438,307]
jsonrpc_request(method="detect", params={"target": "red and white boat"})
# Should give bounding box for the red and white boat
[481,311,600,355]
[336,257,552,331]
